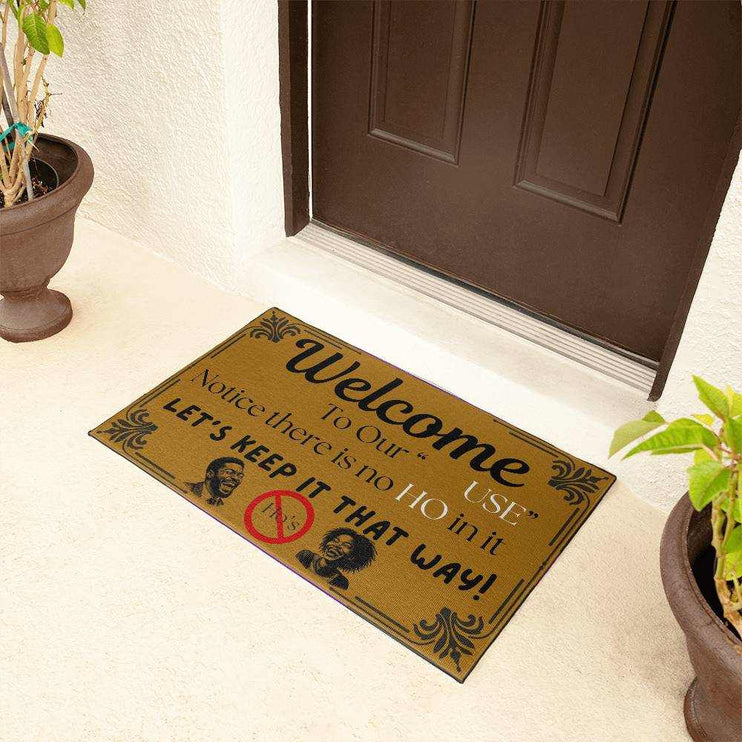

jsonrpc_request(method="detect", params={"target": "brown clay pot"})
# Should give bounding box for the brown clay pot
[0,133,93,342]
[660,495,742,741]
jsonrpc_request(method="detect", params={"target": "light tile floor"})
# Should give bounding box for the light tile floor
[1,219,691,741]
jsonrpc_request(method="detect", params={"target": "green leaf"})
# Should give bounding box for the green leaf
[693,376,729,419]
[687,460,731,510]
[58,0,75,8]
[647,419,719,454]
[662,419,719,449]
[721,549,742,580]
[693,414,715,427]
[624,422,718,459]
[650,447,705,456]
[22,13,50,55]
[666,417,714,433]
[46,24,64,57]
[723,525,742,554]
[731,391,742,418]
[725,416,742,454]
[77,0,86,9]
[694,449,714,465]
[723,498,742,524]
[609,411,666,457]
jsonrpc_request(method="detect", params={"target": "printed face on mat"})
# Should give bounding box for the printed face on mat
[210,460,244,496]
[186,456,245,506]
[325,533,354,560]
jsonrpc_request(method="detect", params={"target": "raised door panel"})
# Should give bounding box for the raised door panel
[369,0,475,164]
[515,0,674,221]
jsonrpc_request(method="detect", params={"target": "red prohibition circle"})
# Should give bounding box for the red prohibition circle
[244,490,315,544]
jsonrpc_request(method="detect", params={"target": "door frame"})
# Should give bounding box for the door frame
[277,0,741,401]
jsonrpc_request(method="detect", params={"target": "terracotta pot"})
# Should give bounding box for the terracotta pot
[660,495,742,741]
[0,134,93,342]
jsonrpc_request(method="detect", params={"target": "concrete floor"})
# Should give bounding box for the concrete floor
[1,219,692,741]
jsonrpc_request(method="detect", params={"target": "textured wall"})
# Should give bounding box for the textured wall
[617,154,742,508]
[220,0,285,276]
[46,0,284,289]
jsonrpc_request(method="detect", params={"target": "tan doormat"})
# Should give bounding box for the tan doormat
[90,307,615,681]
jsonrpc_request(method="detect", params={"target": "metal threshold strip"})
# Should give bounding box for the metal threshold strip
[293,222,657,394]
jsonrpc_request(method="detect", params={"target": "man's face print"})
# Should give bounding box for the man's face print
[208,463,244,498]
[323,533,355,562]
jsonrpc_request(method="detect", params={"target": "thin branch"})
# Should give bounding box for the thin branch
[1,3,9,49]
[0,38,32,201]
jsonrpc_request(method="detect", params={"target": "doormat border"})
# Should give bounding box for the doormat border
[89,307,616,682]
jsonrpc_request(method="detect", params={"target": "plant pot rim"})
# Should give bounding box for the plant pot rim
[660,494,741,649]
[1,133,80,212]
[0,133,93,235]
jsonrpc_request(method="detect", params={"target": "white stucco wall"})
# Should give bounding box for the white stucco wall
[47,0,284,289]
[622,154,742,506]
[220,0,286,277]
[38,1,740,510]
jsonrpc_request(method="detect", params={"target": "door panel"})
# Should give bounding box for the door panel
[369,0,474,163]
[312,0,740,361]
[516,1,672,220]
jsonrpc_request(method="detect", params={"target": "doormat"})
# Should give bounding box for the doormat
[90,307,615,681]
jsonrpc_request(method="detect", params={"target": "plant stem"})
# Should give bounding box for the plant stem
[713,464,742,636]
[1,3,9,49]
[0,40,32,201]
[28,0,54,115]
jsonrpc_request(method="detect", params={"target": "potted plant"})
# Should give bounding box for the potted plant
[0,0,93,342]
[610,377,741,741]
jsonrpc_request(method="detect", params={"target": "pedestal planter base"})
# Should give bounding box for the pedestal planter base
[0,287,72,342]
[684,678,712,742]
[660,496,742,742]
[0,134,93,344]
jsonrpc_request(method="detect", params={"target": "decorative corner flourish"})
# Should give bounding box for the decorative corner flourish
[548,457,606,506]
[98,408,157,452]
[413,607,486,672]
[247,311,301,343]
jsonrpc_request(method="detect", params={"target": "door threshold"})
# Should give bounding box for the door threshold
[294,222,657,395]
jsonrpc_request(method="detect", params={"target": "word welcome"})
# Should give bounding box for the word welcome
[286,339,530,487]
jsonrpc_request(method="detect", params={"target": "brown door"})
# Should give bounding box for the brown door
[312,0,740,362]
